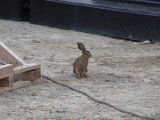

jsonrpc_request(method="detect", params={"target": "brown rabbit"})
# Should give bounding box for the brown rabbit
[73,42,92,79]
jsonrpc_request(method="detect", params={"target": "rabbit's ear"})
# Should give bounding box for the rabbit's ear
[77,42,86,52]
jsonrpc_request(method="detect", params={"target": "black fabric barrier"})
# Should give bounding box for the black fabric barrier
[30,0,160,42]
[1,0,160,42]
[0,0,30,20]
[0,0,20,20]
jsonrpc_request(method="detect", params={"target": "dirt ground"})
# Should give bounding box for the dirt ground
[0,19,160,120]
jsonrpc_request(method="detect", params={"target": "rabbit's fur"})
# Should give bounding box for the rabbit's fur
[73,42,91,79]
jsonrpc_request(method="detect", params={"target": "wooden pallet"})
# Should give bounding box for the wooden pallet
[0,41,41,92]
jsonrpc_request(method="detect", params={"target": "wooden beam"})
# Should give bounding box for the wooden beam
[14,70,40,81]
[13,63,41,82]
[0,41,27,66]
[0,79,44,94]
[14,63,41,74]
[0,41,41,89]
[0,64,13,79]
[0,81,32,94]
[0,64,13,87]
[0,74,13,87]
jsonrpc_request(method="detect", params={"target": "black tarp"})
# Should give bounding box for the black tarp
[0,0,160,42]
[0,0,30,20]
[0,0,20,20]
[30,0,160,42]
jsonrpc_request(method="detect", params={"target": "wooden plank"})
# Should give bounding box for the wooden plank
[13,63,41,82]
[0,64,13,87]
[0,81,32,94]
[0,64,13,79]
[0,63,41,86]
[0,74,13,87]
[0,79,44,94]
[0,41,41,88]
[13,63,40,74]
[14,69,41,82]
[0,41,27,66]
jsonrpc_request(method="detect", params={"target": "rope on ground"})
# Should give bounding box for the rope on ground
[42,75,156,120]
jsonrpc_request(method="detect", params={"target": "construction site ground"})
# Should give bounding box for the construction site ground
[0,19,160,120]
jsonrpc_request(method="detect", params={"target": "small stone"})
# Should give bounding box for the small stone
[142,40,151,44]
[56,110,66,113]
[31,92,38,96]
[32,40,41,43]
[23,56,28,60]
[7,112,12,116]
[23,56,33,60]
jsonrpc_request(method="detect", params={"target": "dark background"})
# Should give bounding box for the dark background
[0,0,160,42]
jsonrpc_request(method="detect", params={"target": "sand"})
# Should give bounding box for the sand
[0,19,160,120]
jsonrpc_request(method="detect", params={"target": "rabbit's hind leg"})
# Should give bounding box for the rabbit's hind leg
[75,69,81,79]
[83,71,88,78]
[83,68,88,78]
